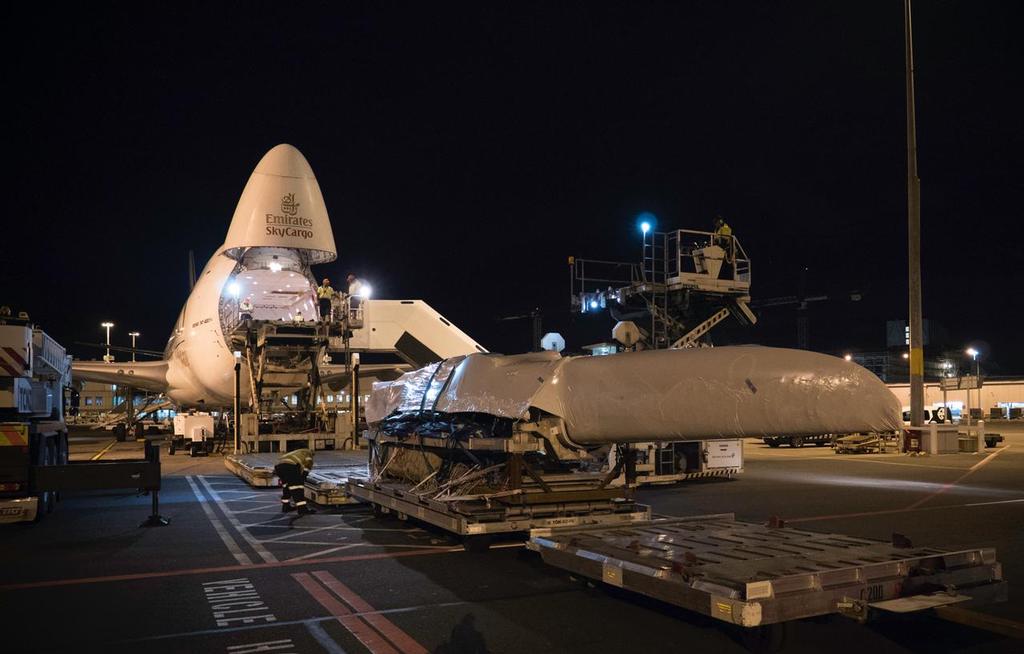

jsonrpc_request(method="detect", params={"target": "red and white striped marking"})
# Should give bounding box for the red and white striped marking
[0,345,29,376]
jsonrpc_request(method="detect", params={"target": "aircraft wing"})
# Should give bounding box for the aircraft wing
[72,360,170,394]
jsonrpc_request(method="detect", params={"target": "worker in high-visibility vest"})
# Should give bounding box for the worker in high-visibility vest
[316,278,334,321]
[713,215,735,265]
[275,448,315,514]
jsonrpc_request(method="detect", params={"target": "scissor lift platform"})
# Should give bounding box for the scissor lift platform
[527,515,1006,628]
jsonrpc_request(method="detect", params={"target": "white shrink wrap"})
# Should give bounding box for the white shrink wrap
[367,346,903,445]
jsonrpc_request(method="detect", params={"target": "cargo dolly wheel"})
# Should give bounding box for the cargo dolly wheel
[789,435,803,448]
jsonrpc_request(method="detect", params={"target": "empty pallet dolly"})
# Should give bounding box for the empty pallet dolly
[528,514,1006,628]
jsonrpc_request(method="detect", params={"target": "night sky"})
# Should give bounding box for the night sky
[6,2,1023,371]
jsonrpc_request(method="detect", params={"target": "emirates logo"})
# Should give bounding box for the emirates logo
[281,193,300,216]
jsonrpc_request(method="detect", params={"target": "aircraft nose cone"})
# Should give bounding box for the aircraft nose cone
[254,143,315,179]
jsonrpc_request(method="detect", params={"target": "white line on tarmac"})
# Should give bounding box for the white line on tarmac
[288,544,362,561]
[305,619,349,654]
[185,476,253,566]
[799,456,973,471]
[963,498,1024,508]
[243,523,417,532]
[261,525,350,543]
[217,492,266,500]
[210,501,284,507]
[198,475,278,563]
[230,504,284,514]
[114,604,469,645]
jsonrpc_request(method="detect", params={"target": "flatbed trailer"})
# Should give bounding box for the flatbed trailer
[348,477,651,546]
[527,515,1006,629]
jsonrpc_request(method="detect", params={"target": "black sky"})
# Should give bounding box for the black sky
[5,2,1023,370]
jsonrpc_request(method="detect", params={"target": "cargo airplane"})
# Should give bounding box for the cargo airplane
[73,144,485,408]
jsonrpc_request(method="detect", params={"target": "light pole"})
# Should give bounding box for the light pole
[905,0,925,430]
[966,347,980,424]
[233,350,242,454]
[101,322,114,362]
[129,332,140,362]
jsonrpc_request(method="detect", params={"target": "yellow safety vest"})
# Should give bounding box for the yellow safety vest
[278,448,314,471]
[317,285,333,299]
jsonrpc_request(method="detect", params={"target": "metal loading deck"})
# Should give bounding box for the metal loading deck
[347,477,651,537]
[224,452,369,507]
[527,515,1006,627]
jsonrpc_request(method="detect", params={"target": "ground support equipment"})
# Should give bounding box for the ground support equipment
[527,515,1006,628]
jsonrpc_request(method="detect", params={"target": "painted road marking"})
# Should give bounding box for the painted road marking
[294,572,401,654]
[305,621,349,654]
[786,496,1024,524]
[114,606,468,646]
[801,456,981,471]
[187,476,253,566]
[203,578,277,628]
[288,544,362,562]
[90,439,118,461]
[199,475,278,563]
[228,639,300,653]
[312,570,428,654]
[0,545,464,592]
[261,525,351,543]
[230,503,284,515]
[906,445,1012,510]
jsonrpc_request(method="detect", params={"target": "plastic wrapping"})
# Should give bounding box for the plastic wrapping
[367,346,903,444]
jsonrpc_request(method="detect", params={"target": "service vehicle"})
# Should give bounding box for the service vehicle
[0,317,70,523]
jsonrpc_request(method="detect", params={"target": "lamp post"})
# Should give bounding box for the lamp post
[129,332,140,362]
[233,351,242,454]
[905,0,925,430]
[101,322,114,362]
[966,347,980,424]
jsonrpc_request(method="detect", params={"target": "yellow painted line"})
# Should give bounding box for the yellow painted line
[90,439,118,461]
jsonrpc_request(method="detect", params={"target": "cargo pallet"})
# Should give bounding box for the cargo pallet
[304,465,368,506]
[527,514,1006,629]
[224,452,368,506]
[347,478,650,544]
[224,453,278,487]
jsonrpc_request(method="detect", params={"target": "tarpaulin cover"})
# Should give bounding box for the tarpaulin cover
[367,346,903,445]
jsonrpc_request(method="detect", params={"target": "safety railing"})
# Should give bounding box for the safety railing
[666,228,751,286]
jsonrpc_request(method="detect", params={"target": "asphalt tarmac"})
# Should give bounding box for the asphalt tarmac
[1,425,1022,653]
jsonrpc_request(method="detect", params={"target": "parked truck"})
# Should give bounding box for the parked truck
[0,315,71,523]
[1,312,167,526]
